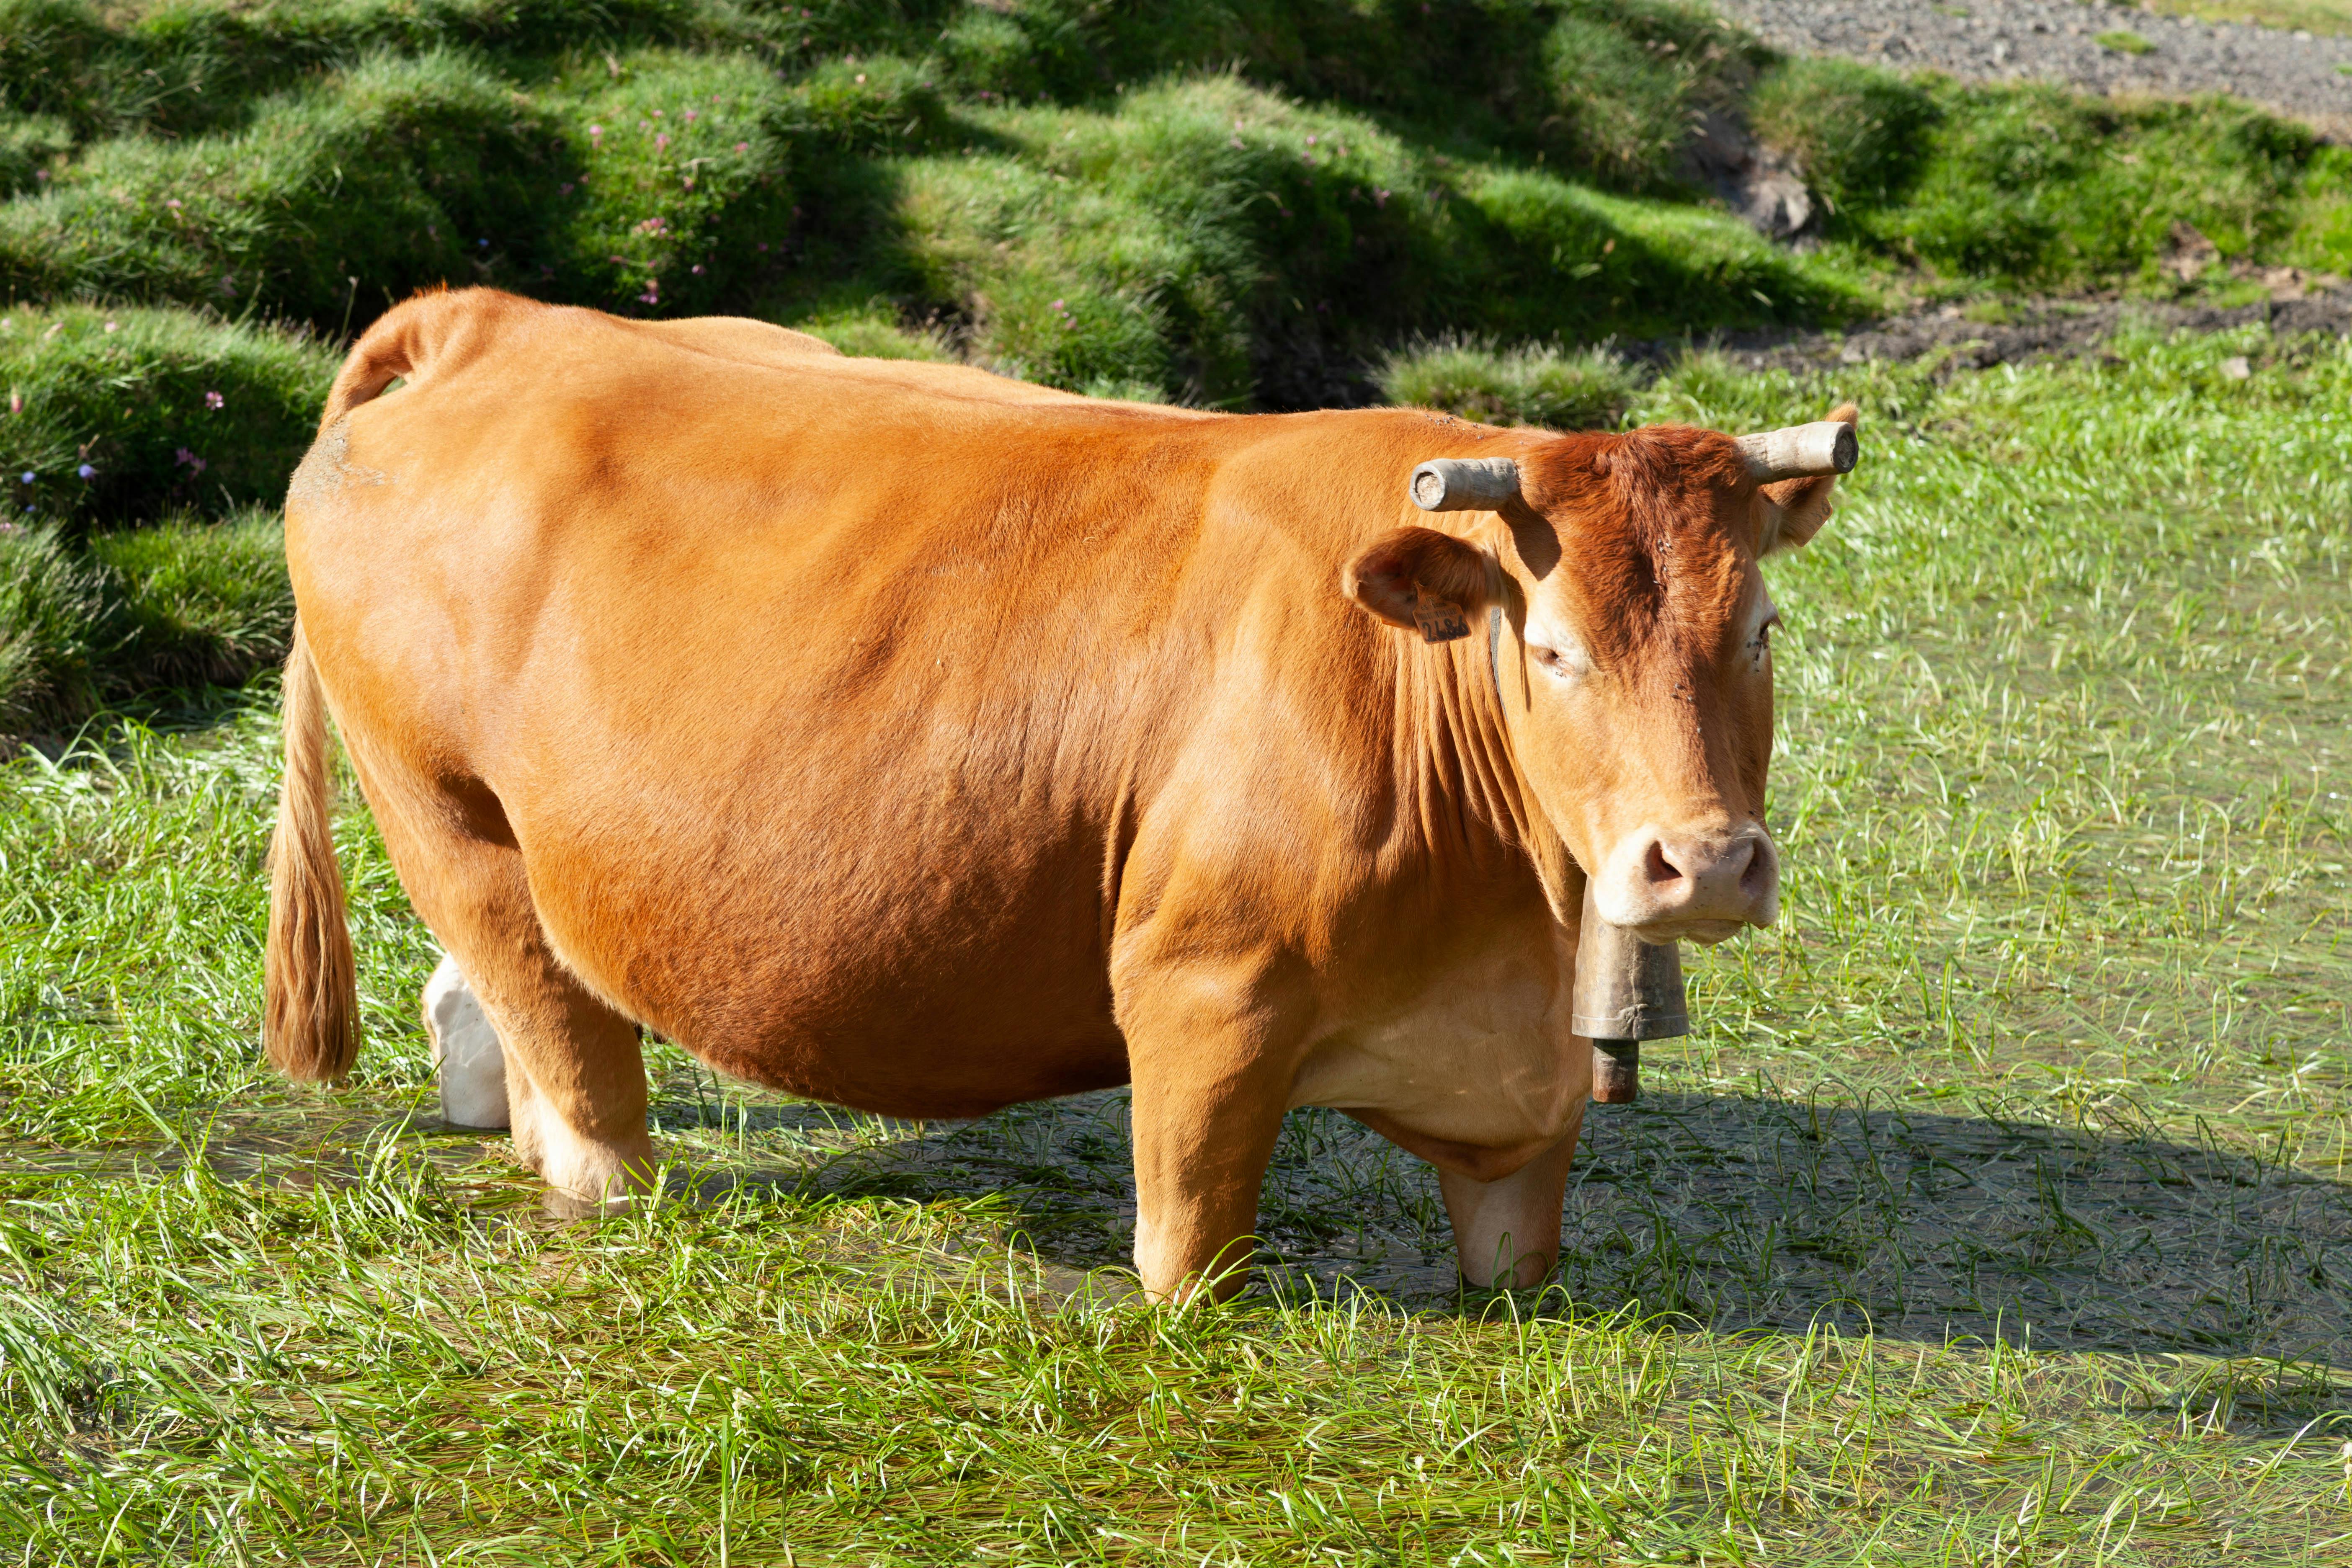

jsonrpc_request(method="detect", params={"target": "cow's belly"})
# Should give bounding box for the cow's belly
[495,743,1131,1118]
[1286,923,1583,1153]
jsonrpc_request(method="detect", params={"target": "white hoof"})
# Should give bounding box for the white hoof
[423,953,511,1129]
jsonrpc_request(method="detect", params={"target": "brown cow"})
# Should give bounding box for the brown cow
[267,288,1854,1299]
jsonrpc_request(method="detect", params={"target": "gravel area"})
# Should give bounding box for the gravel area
[1717,0,2352,129]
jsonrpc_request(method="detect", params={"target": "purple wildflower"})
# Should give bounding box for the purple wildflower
[205,390,224,410]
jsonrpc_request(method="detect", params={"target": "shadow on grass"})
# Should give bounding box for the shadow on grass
[630,1081,2352,1371]
[84,1065,2352,1408]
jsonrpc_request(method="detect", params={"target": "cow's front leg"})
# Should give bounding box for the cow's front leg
[422,953,511,1129]
[1121,976,1304,1302]
[1435,1116,1583,1288]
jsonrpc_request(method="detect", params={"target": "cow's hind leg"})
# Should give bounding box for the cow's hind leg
[423,953,511,1129]
[359,761,655,1207]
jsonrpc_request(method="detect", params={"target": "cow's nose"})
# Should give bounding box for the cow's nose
[1596,826,1777,939]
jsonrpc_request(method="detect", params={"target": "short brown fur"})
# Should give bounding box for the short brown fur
[268,289,1846,1295]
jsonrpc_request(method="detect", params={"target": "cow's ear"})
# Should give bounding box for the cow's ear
[1759,402,1858,558]
[1344,526,1496,644]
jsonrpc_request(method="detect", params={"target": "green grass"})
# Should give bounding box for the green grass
[1375,335,1636,429]
[2098,28,2159,53]
[1749,65,2320,288]
[0,0,2349,730]
[0,332,2346,1562]
[3,2,2352,1550]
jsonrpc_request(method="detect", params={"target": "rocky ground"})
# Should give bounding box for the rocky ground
[1718,0,2352,130]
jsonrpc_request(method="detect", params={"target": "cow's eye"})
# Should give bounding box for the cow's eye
[1529,640,1589,678]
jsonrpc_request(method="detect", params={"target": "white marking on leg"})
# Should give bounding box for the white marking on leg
[422,953,511,1129]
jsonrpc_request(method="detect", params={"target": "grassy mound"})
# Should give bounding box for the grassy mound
[6,0,2342,383]
[0,304,335,527]
[3,0,2352,731]
[1750,63,2326,286]
[0,510,290,732]
[1375,335,1635,428]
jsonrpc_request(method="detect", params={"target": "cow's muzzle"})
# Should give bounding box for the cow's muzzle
[1590,823,1778,943]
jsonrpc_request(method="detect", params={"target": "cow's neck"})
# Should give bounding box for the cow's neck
[1392,610,1576,921]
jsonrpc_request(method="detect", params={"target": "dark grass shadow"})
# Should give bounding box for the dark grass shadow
[650,1081,2352,1375]
[8,679,282,763]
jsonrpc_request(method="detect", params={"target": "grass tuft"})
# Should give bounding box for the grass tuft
[1376,335,1636,428]
[0,304,333,529]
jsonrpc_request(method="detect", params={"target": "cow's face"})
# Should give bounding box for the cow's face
[1347,407,1853,945]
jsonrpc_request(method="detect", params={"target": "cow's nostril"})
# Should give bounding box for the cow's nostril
[1642,838,1679,886]
[1739,838,1775,897]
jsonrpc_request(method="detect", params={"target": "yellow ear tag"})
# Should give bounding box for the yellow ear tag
[1412,592,1471,644]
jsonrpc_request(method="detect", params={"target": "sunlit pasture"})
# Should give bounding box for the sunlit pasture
[1,324,2347,1563]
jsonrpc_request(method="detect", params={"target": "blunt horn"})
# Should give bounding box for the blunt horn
[1735,420,1858,482]
[1409,457,1521,512]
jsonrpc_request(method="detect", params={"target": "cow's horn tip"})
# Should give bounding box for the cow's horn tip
[1409,456,1521,512]
[1827,422,1858,473]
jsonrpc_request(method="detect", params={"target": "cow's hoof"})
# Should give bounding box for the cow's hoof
[539,1182,656,1220]
[422,953,512,1129]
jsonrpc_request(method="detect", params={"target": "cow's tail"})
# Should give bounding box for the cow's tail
[266,290,478,1077]
[315,285,485,432]
[320,306,415,429]
[264,619,358,1082]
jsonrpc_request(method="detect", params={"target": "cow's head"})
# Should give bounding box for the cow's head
[1345,406,1856,945]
